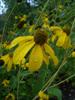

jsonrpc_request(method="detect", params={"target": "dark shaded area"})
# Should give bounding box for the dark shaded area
[60,82,75,100]
[0,60,4,66]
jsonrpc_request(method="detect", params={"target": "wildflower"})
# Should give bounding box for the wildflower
[42,14,50,30]
[41,13,48,23]
[50,26,72,49]
[72,49,75,57]
[2,79,9,87]
[38,91,49,100]
[0,53,14,72]
[5,93,15,100]
[16,15,27,29]
[7,29,58,72]
[19,15,27,22]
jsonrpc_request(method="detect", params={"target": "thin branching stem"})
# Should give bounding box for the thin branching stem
[2,3,17,42]
[50,73,75,88]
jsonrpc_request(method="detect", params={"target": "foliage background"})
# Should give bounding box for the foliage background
[0,0,75,100]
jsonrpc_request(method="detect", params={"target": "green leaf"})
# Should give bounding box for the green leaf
[48,87,62,100]
[20,70,31,78]
[70,19,75,46]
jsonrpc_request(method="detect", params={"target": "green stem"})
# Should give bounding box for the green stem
[20,72,32,81]
[17,68,20,100]
[35,0,50,26]
[50,73,75,88]
[42,59,67,92]
[32,58,67,100]
[1,3,17,42]
[70,18,75,34]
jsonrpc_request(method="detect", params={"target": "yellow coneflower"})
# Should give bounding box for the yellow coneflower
[38,91,49,100]
[5,93,15,100]
[2,79,9,87]
[0,53,14,72]
[50,26,72,49]
[6,29,58,72]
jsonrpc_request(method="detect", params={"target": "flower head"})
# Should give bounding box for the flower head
[2,79,9,87]
[0,53,14,72]
[38,91,49,100]
[15,15,27,29]
[6,29,58,72]
[5,93,15,100]
[50,26,72,49]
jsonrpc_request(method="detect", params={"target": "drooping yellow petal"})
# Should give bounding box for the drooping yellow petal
[56,33,67,47]
[6,36,33,49]
[0,54,9,65]
[50,26,62,31]
[7,59,13,72]
[63,36,72,49]
[0,54,14,71]
[50,26,63,37]
[44,44,58,65]
[54,30,63,37]
[51,34,57,42]
[42,49,49,65]
[28,45,43,72]
[13,41,35,64]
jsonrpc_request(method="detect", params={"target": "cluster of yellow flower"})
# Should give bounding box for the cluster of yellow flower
[14,15,27,29]
[38,91,49,100]
[50,26,72,49]
[4,91,49,100]
[0,28,59,72]
[0,14,74,72]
